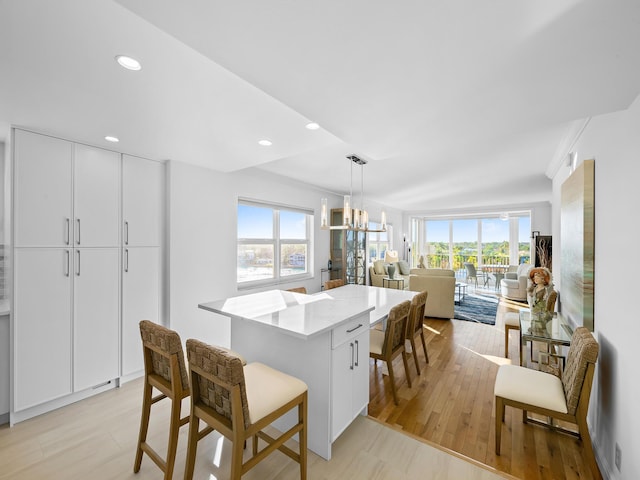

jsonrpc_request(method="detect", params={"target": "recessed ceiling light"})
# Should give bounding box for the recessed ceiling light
[105,136,119,143]
[305,122,320,130]
[258,139,273,146]
[115,55,141,71]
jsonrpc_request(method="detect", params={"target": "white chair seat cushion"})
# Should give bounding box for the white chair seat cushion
[244,362,308,424]
[494,364,567,414]
[504,312,520,327]
[370,328,385,355]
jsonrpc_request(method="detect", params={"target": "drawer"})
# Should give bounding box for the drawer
[332,318,367,349]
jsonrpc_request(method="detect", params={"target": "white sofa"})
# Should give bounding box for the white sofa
[408,268,456,319]
[500,264,532,301]
[369,260,411,289]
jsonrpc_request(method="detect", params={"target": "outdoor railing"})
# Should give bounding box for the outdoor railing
[423,254,530,271]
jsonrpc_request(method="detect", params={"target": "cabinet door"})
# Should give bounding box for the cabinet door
[331,339,355,440]
[74,144,120,247]
[73,248,120,391]
[14,248,72,410]
[122,247,160,376]
[352,330,370,416]
[14,130,73,247]
[123,155,163,247]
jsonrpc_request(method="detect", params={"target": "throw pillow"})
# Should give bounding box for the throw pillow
[397,260,410,275]
[373,260,386,275]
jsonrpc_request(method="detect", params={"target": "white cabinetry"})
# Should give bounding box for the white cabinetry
[331,319,369,441]
[11,129,123,420]
[121,247,160,377]
[121,154,163,378]
[123,154,162,247]
[13,248,72,411]
[73,248,120,391]
[13,130,72,247]
[74,144,120,247]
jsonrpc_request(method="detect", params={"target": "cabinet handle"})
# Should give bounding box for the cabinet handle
[65,218,70,245]
[124,248,129,273]
[64,250,70,277]
[76,250,80,276]
[124,221,129,245]
[347,323,363,333]
[355,339,359,367]
[76,218,81,245]
[350,342,354,370]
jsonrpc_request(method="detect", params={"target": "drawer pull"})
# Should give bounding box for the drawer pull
[346,323,363,333]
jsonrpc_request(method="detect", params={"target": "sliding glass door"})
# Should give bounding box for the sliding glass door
[413,213,531,275]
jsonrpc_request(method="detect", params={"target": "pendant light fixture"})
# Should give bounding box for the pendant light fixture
[320,155,387,232]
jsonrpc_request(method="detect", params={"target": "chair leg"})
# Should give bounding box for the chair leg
[410,337,420,376]
[504,327,509,358]
[164,396,182,480]
[299,395,308,480]
[183,414,200,480]
[134,381,153,472]
[230,431,245,480]
[577,414,602,480]
[419,330,429,364]
[402,351,412,389]
[495,396,504,455]
[386,360,399,405]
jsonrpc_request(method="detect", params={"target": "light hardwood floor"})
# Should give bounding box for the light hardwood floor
[368,292,598,480]
[0,376,515,479]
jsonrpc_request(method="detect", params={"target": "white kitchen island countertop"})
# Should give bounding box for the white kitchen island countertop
[198,288,373,340]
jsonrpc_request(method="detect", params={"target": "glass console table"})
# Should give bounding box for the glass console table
[519,309,573,368]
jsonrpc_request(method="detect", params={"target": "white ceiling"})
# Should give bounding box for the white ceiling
[2,0,640,212]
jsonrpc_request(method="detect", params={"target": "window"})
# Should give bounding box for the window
[415,212,531,273]
[367,222,391,263]
[237,200,313,286]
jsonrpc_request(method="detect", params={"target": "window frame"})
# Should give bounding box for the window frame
[367,221,392,264]
[237,199,314,289]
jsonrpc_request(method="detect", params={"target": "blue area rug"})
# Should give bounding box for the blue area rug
[454,294,499,325]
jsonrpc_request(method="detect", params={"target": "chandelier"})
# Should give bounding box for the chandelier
[320,155,387,232]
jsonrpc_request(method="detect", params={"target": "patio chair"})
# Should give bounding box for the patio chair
[464,262,488,288]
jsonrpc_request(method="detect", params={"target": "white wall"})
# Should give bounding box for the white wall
[551,95,640,479]
[0,141,8,422]
[167,161,341,348]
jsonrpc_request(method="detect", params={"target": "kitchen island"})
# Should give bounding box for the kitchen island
[198,284,416,459]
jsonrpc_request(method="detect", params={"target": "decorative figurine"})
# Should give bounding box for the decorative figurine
[527,267,553,320]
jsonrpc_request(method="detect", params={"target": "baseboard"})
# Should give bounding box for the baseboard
[10,380,116,425]
[592,427,615,480]
[0,412,8,426]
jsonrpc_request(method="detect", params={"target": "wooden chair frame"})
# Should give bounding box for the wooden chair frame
[406,290,429,375]
[286,287,307,294]
[324,278,344,290]
[371,300,412,405]
[184,346,307,480]
[134,322,190,480]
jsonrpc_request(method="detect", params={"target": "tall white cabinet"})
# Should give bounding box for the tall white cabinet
[11,130,163,422]
[121,154,162,377]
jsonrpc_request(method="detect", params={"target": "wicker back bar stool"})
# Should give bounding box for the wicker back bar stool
[134,320,190,480]
[183,339,308,480]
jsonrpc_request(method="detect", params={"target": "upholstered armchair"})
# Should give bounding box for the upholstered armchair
[500,263,532,301]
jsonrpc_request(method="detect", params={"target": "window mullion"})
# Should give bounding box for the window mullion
[274,209,280,280]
